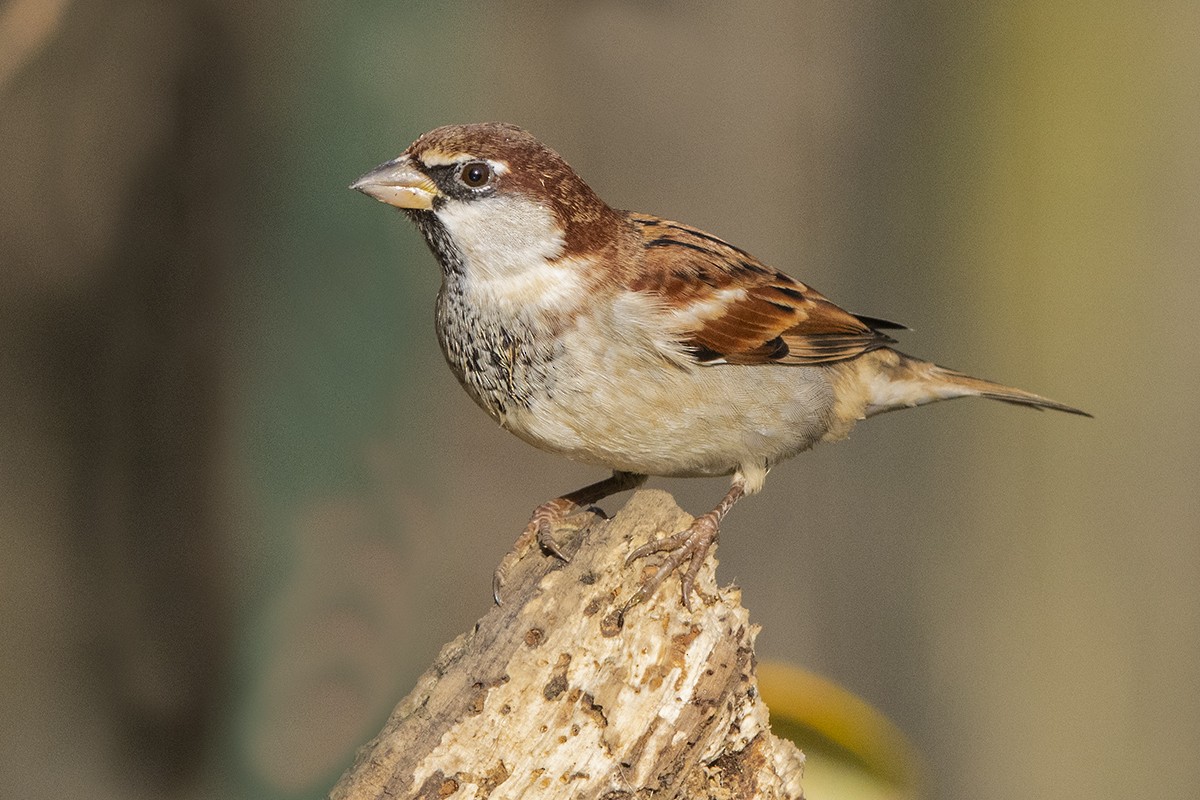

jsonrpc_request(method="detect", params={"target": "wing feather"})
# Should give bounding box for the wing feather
[627,213,898,366]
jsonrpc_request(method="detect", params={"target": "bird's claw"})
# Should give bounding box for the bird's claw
[535,516,574,562]
[493,500,589,604]
[625,513,721,611]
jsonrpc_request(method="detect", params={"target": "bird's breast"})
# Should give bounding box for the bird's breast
[434,277,564,425]
[433,272,844,479]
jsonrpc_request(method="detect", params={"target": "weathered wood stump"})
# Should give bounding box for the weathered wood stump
[330,489,805,800]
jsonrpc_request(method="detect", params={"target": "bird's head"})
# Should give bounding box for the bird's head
[352,123,624,277]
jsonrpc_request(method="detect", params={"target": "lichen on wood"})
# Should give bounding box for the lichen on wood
[329,489,805,800]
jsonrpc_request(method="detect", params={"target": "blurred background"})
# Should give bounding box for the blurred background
[2,2,1197,799]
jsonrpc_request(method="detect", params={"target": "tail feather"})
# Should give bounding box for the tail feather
[931,366,1092,417]
[861,349,1091,418]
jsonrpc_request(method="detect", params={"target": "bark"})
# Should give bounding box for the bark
[329,489,805,800]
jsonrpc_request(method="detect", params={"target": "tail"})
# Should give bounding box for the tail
[859,349,1091,418]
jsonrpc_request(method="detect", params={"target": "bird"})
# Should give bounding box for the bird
[351,122,1089,610]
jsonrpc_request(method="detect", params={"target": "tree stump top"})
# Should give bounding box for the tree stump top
[331,489,805,800]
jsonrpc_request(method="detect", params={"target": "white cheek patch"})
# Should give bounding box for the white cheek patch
[437,195,580,311]
[438,195,566,271]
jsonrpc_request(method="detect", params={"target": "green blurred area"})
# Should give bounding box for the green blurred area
[1,3,1197,799]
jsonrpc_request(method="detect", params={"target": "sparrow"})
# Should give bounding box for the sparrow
[351,122,1089,610]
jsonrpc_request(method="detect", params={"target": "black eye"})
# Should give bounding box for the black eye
[460,161,491,188]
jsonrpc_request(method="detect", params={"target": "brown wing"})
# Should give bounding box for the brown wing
[627,213,900,366]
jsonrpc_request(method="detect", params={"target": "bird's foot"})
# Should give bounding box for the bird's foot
[492,497,587,604]
[491,471,646,605]
[624,511,722,611]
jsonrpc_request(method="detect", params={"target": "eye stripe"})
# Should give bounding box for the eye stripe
[419,148,470,167]
[416,151,511,176]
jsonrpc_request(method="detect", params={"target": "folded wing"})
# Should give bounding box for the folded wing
[628,214,900,366]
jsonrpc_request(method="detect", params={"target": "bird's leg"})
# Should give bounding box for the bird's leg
[493,471,646,604]
[625,479,746,611]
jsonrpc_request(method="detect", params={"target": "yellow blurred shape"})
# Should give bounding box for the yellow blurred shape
[758,660,922,800]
